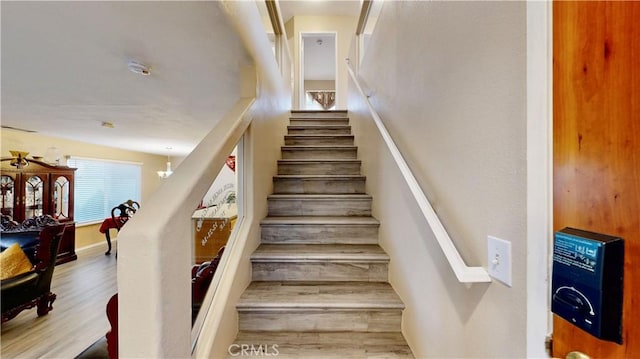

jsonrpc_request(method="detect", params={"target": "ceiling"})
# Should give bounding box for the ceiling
[1,1,361,157]
[303,35,336,81]
[279,0,361,23]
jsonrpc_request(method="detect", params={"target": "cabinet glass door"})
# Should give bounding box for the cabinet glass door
[1,175,15,218]
[24,175,44,218]
[53,176,70,219]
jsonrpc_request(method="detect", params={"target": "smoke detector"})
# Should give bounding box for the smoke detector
[128,60,151,75]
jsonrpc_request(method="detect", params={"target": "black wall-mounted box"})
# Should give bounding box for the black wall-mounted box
[551,227,624,344]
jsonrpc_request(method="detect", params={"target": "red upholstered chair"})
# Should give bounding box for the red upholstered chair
[100,200,140,255]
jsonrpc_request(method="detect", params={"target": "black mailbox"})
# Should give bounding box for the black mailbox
[551,227,624,344]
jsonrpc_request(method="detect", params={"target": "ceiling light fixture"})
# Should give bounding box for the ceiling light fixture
[157,147,173,179]
[128,60,151,76]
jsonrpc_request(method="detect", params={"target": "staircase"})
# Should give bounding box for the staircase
[231,110,413,358]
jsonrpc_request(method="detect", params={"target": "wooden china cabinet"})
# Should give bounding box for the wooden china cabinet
[1,157,77,264]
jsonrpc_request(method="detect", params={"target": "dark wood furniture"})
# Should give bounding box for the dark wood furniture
[0,157,77,264]
[1,223,66,323]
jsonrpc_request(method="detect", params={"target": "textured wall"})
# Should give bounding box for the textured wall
[349,1,527,357]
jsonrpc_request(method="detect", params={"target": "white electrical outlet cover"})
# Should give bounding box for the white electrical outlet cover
[487,235,512,286]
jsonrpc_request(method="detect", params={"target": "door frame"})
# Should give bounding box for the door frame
[298,31,338,110]
[526,1,553,357]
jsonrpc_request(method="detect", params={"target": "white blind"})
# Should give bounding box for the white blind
[67,157,142,224]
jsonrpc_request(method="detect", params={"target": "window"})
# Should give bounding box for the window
[67,157,142,224]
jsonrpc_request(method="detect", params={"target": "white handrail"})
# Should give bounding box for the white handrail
[346,61,491,283]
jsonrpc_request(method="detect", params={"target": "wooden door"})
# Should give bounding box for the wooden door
[553,1,640,357]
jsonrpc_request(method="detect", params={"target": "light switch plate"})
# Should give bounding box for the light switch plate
[487,235,512,286]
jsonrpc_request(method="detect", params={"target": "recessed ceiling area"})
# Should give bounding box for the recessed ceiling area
[1,2,250,156]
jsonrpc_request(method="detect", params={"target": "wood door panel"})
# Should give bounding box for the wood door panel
[553,1,640,358]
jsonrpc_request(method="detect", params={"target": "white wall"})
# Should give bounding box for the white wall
[304,80,335,91]
[288,16,356,110]
[349,1,527,357]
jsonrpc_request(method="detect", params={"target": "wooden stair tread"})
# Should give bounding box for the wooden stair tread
[287,125,351,129]
[282,145,357,149]
[291,110,348,114]
[237,282,404,310]
[274,175,365,179]
[284,134,353,138]
[289,117,349,120]
[232,331,413,358]
[235,331,410,346]
[268,194,372,199]
[252,244,388,262]
[278,159,361,163]
[261,216,379,225]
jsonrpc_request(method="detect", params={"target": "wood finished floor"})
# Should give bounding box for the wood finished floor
[1,244,116,359]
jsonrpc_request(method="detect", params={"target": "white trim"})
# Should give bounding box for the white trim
[76,238,116,252]
[347,62,491,284]
[526,1,553,357]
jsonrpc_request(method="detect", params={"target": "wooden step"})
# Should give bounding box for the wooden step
[267,194,372,217]
[289,118,349,126]
[237,281,404,332]
[273,175,366,194]
[251,244,389,282]
[284,134,354,146]
[290,110,348,118]
[277,159,361,175]
[281,146,357,160]
[287,125,351,135]
[260,216,380,244]
[230,331,414,358]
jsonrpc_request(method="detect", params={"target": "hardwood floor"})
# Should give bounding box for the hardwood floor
[1,243,116,358]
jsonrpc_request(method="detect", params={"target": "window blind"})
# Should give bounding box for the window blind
[67,157,141,224]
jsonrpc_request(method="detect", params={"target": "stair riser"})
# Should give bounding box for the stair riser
[273,179,365,194]
[289,119,349,126]
[282,149,357,160]
[285,136,354,146]
[268,199,372,217]
[290,111,348,118]
[288,127,351,135]
[252,262,388,282]
[238,310,402,332]
[278,162,361,175]
[261,225,379,244]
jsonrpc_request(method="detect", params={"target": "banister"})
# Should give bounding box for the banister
[346,60,491,283]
